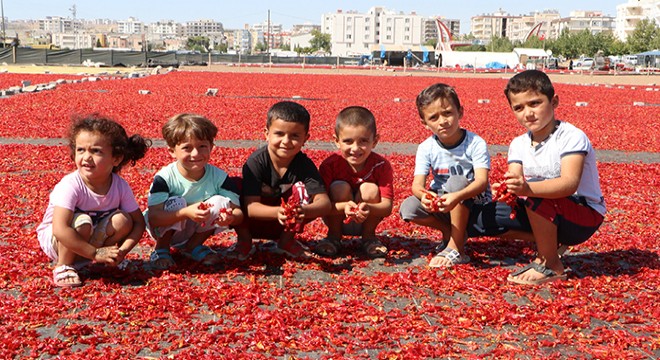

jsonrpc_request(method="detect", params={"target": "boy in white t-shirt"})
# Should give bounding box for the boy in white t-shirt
[500,70,606,285]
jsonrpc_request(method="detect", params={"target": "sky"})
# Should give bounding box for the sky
[4,0,624,33]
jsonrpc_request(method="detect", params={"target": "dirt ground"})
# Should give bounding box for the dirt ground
[2,63,659,86]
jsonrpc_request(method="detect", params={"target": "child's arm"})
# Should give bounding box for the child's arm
[115,208,146,263]
[411,174,438,212]
[439,168,489,211]
[300,192,332,220]
[52,207,119,263]
[245,196,281,220]
[147,201,211,227]
[506,154,584,198]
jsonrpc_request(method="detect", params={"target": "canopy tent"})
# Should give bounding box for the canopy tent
[370,45,435,66]
[634,50,660,68]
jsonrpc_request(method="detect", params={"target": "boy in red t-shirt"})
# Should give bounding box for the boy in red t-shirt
[316,106,394,258]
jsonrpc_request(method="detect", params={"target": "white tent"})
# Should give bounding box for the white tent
[436,50,519,69]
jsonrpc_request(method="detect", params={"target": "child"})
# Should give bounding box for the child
[238,101,331,259]
[146,113,244,269]
[316,106,394,258]
[501,70,606,285]
[37,115,150,287]
[399,83,491,268]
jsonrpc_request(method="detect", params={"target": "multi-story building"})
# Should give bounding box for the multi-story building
[508,10,561,41]
[185,19,223,37]
[616,0,660,41]
[470,9,519,40]
[38,16,82,33]
[233,28,252,54]
[552,11,615,37]
[252,21,285,50]
[149,20,184,39]
[51,32,95,49]
[322,6,435,57]
[117,17,144,34]
[291,23,321,35]
[423,17,460,44]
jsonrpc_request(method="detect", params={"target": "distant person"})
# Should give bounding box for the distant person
[315,106,394,258]
[499,70,606,285]
[569,59,573,70]
[37,115,151,287]
[145,113,245,270]
[238,101,331,259]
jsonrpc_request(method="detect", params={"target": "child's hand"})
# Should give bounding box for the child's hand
[503,172,528,196]
[421,191,443,213]
[438,193,460,212]
[344,201,369,224]
[190,202,212,224]
[94,244,120,265]
[215,208,234,227]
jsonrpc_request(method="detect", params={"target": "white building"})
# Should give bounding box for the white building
[471,9,518,40]
[52,32,95,49]
[552,11,615,37]
[117,17,144,34]
[149,20,184,39]
[233,28,252,53]
[39,16,82,33]
[616,0,660,41]
[322,6,432,57]
[185,19,223,37]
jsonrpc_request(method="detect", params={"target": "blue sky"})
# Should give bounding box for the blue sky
[4,0,623,33]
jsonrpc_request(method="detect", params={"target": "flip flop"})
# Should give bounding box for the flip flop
[184,245,220,266]
[507,262,568,285]
[314,237,341,257]
[150,248,175,270]
[362,238,387,258]
[52,265,82,288]
[429,248,470,268]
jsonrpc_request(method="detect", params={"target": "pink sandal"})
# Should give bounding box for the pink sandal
[52,265,82,288]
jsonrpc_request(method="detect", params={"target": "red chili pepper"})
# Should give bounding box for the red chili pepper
[423,191,443,212]
[493,178,519,219]
[343,203,361,224]
[281,196,303,232]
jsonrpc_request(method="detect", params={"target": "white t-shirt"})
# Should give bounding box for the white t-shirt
[508,120,606,216]
[414,129,491,204]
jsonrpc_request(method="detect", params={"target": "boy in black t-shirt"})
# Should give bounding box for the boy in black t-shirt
[237,101,331,259]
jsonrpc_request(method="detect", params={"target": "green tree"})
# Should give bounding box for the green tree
[186,36,210,52]
[214,43,228,53]
[626,19,659,53]
[425,38,438,49]
[254,41,268,53]
[309,29,331,53]
[488,36,513,52]
[279,43,291,51]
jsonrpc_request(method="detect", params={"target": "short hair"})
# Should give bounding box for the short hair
[68,114,151,173]
[266,101,310,132]
[504,70,555,104]
[162,113,218,148]
[335,106,377,137]
[415,83,462,121]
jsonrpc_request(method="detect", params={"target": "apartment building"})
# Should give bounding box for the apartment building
[185,19,223,37]
[322,6,432,57]
[424,17,460,43]
[252,21,285,49]
[471,9,518,40]
[39,16,82,33]
[552,11,615,37]
[508,10,561,41]
[149,20,184,39]
[616,0,660,41]
[52,32,95,49]
[117,17,144,34]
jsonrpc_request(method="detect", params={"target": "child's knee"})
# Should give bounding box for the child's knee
[357,182,381,203]
[329,181,352,201]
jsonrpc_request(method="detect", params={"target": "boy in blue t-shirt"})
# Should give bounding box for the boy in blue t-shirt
[400,83,491,268]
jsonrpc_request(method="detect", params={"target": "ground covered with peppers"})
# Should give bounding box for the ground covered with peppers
[0,70,659,359]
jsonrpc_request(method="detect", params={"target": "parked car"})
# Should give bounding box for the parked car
[575,58,594,70]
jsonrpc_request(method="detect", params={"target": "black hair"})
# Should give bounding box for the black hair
[266,101,310,133]
[504,70,555,104]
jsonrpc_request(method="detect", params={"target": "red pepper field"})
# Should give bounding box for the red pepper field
[0,69,659,358]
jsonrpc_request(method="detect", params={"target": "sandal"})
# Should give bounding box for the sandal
[275,239,314,260]
[362,238,387,259]
[183,245,220,266]
[429,248,470,268]
[150,248,175,270]
[52,265,82,288]
[225,243,256,261]
[314,237,341,257]
[507,262,568,285]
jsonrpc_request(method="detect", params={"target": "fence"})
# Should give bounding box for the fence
[0,48,363,67]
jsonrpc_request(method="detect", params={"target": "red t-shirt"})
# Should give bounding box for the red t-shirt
[319,152,394,200]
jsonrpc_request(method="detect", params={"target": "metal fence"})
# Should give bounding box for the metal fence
[0,48,363,67]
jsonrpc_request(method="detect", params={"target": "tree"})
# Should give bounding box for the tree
[186,36,210,52]
[488,36,513,52]
[279,43,291,51]
[214,43,228,53]
[424,38,438,49]
[309,29,331,53]
[254,41,268,53]
[626,19,659,54]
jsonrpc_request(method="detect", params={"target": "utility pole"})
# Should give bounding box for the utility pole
[267,9,270,54]
[1,0,6,47]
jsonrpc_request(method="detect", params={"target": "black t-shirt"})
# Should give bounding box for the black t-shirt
[242,146,325,200]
